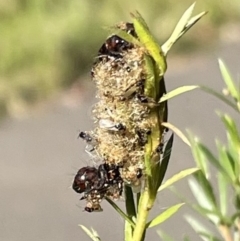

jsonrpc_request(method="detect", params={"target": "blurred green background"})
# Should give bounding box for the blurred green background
[0,0,239,119]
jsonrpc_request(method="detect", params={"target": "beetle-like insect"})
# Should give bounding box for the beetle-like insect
[97,22,136,61]
[72,163,123,212]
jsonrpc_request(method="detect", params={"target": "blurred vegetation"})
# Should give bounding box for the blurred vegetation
[0,0,239,118]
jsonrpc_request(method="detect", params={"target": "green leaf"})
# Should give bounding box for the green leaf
[218,59,240,101]
[185,215,220,241]
[106,197,135,228]
[144,54,158,99]
[131,11,167,75]
[79,225,101,241]
[193,171,217,209]
[158,167,199,192]
[197,232,222,241]
[162,2,196,54]
[218,112,240,151]
[188,133,211,177]
[172,186,221,224]
[162,3,207,55]
[216,139,235,182]
[217,165,228,217]
[159,85,199,103]
[124,186,135,241]
[147,203,184,228]
[188,177,216,212]
[154,133,174,192]
[197,142,233,182]
[125,185,136,217]
[157,230,175,241]
[162,122,191,146]
[199,85,238,112]
[191,203,223,225]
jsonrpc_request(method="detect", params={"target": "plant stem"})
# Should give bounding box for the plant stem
[132,189,155,241]
[218,225,233,241]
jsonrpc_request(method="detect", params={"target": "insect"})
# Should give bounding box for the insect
[136,168,143,179]
[99,119,126,132]
[72,163,123,212]
[97,22,136,60]
[156,142,164,154]
[78,131,92,142]
[136,128,151,146]
[72,166,99,194]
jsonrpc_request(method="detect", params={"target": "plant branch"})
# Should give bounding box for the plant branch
[218,225,233,241]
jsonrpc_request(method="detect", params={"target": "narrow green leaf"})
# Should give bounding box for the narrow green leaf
[79,225,101,241]
[161,2,196,54]
[147,203,184,228]
[216,139,235,182]
[136,192,141,210]
[162,3,207,54]
[158,167,199,192]
[185,215,219,241]
[144,54,158,99]
[197,142,233,182]
[124,186,135,241]
[125,185,136,218]
[198,232,222,241]
[193,171,217,208]
[157,230,175,241]
[188,133,209,177]
[106,197,135,228]
[162,122,191,146]
[191,204,222,224]
[218,112,240,151]
[188,178,216,211]
[184,11,207,30]
[154,133,174,191]
[159,85,199,103]
[172,186,221,224]
[218,59,240,101]
[227,149,240,179]
[132,11,167,75]
[199,86,238,112]
[217,166,228,217]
